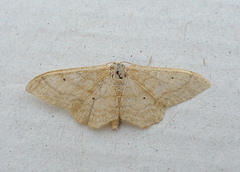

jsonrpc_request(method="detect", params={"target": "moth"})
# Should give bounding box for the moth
[26,61,210,129]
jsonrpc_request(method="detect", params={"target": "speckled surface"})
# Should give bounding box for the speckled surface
[1,0,239,171]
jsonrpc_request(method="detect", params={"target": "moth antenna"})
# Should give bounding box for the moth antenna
[120,56,153,66]
[146,56,152,66]
[107,56,152,66]
[106,61,135,65]
[106,62,116,65]
[119,61,135,65]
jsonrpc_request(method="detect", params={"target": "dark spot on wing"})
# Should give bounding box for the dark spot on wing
[63,78,66,81]
[171,77,174,79]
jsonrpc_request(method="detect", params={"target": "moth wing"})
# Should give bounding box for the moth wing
[26,65,110,109]
[73,76,119,129]
[121,77,166,128]
[127,65,211,107]
[26,65,119,129]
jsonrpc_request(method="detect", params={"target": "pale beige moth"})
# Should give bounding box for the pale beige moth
[26,62,210,129]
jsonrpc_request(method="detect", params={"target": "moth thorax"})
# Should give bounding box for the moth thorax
[111,63,126,96]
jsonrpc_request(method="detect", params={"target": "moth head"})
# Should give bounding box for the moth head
[110,63,127,79]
